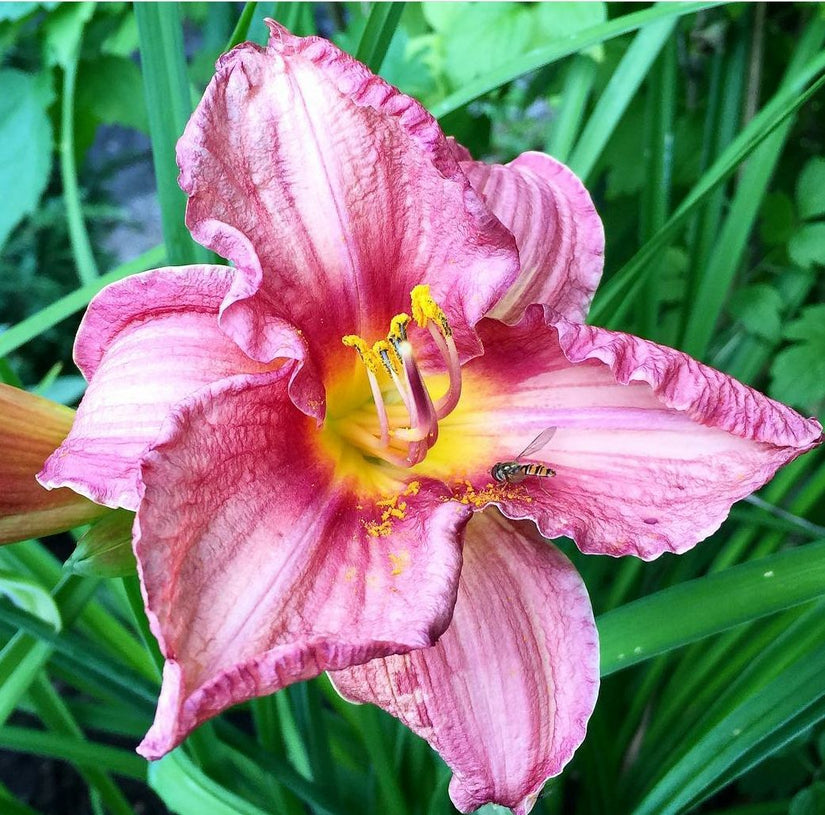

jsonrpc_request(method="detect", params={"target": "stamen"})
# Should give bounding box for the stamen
[341,286,462,470]
[409,285,462,419]
[411,285,451,337]
[426,323,462,418]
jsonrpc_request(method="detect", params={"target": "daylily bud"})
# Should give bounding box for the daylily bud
[0,384,107,544]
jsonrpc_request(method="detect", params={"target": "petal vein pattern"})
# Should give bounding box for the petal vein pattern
[178,23,519,379]
[332,513,599,815]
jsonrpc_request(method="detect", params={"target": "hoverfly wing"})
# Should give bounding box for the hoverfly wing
[515,427,557,461]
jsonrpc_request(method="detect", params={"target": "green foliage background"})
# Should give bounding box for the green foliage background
[0,3,824,814]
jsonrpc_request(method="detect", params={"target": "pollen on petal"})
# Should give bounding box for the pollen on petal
[388,550,411,576]
[452,479,533,509]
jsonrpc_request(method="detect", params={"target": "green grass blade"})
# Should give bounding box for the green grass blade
[568,16,676,181]
[0,243,165,358]
[29,676,135,815]
[0,724,145,780]
[630,643,825,815]
[355,2,405,74]
[0,574,98,728]
[590,58,825,328]
[598,541,825,675]
[226,2,259,50]
[136,3,210,266]
[680,16,825,358]
[544,55,597,163]
[430,2,722,120]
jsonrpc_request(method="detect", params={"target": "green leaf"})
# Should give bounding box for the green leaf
[760,192,797,245]
[533,2,607,60]
[598,541,825,676]
[354,2,406,74]
[0,69,53,251]
[790,782,825,815]
[150,748,273,815]
[770,305,825,409]
[797,156,825,221]
[0,243,166,359]
[67,511,136,578]
[632,643,825,815]
[429,2,722,119]
[789,222,825,269]
[568,16,676,181]
[42,1,94,67]
[727,284,784,342]
[76,54,149,132]
[0,571,61,631]
[136,3,210,266]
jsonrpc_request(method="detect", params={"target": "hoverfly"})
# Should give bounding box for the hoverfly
[491,427,557,484]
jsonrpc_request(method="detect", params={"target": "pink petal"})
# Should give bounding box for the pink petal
[459,151,604,324]
[431,308,822,560]
[331,511,599,815]
[177,24,518,376]
[135,373,470,758]
[38,267,274,510]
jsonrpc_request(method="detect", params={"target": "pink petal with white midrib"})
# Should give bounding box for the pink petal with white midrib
[38,267,273,510]
[461,152,605,324]
[331,512,599,814]
[177,27,518,375]
[135,373,469,758]
[432,309,821,560]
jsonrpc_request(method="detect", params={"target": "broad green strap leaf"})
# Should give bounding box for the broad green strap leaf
[631,643,825,815]
[135,4,209,266]
[0,570,61,631]
[149,748,273,815]
[598,541,825,675]
[355,2,405,74]
[429,1,722,119]
[0,243,165,358]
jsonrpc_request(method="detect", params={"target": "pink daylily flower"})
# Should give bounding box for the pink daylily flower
[37,22,821,814]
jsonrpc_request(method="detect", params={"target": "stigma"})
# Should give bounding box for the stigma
[341,285,462,468]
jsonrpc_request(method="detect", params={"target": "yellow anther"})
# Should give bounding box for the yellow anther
[373,339,402,374]
[410,284,452,337]
[388,313,411,343]
[342,335,380,374]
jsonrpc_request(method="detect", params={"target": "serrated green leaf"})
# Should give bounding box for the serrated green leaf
[0,571,61,631]
[789,222,825,269]
[770,306,825,409]
[797,156,825,221]
[760,191,797,245]
[67,510,136,578]
[0,69,53,251]
[727,283,784,342]
[533,2,607,60]
[790,782,825,815]
[42,1,94,67]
